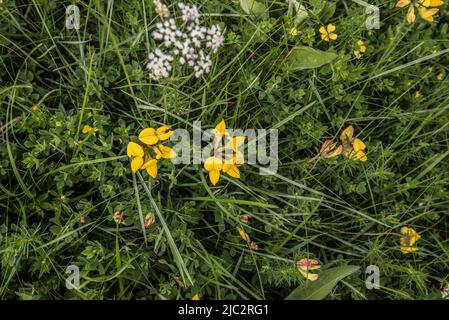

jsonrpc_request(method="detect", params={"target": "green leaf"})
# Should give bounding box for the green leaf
[310,0,325,15]
[286,265,360,300]
[319,2,336,21]
[285,46,338,70]
[239,0,267,17]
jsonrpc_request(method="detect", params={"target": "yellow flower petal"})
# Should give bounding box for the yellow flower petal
[158,145,176,159]
[127,142,144,158]
[131,156,144,173]
[329,33,337,41]
[429,0,444,6]
[319,26,327,34]
[401,246,418,254]
[339,125,354,143]
[327,24,336,33]
[143,159,158,178]
[82,125,93,134]
[407,6,416,24]
[209,169,220,185]
[213,119,227,137]
[139,128,159,145]
[354,50,361,58]
[354,150,368,162]
[353,138,366,152]
[418,6,438,22]
[238,228,251,242]
[204,156,223,172]
[223,164,240,179]
[421,0,444,6]
[192,294,200,300]
[156,126,173,141]
[152,146,162,159]
[396,0,411,8]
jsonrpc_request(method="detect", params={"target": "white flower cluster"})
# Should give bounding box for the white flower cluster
[146,2,224,79]
[146,49,173,80]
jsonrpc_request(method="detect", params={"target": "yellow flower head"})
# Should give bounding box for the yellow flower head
[138,126,173,145]
[238,227,251,242]
[354,40,367,59]
[290,27,299,37]
[82,125,97,135]
[339,125,367,162]
[396,0,445,24]
[127,125,175,177]
[204,119,245,185]
[415,90,423,98]
[153,144,176,159]
[339,126,367,161]
[296,258,321,281]
[319,24,337,42]
[192,294,200,300]
[400,226,421,254]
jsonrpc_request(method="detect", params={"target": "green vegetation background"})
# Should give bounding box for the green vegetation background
[1,0,448,299]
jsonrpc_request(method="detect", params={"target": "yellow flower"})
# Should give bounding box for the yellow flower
[396,0,445,24]
[153,144,176,159]
[142,158,158,178]
[290,27,299,37]
[296,258,321,281]
[204,156,223,186]
[82,125,97,135]
[192,294,200,300]
[138,126,173,145]
[400,226,421,254]
[127,125,175,177]
[437,72,445,81]
[354,40,367,59]
[319,24,337,42]
[211,119,228,138]
[339,125,367,162]
[204,119,245,185]
[415,90,423,98]
[127,142,145,173]
[238,227,251,242]
[222,155,241,179]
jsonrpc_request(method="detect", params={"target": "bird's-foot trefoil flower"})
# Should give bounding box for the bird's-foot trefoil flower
[126,126,176,178]
[339,125,367,162]
[396,0,445,24]
[204,119,245,185]
[296,258,321,281]
[320,140,343,159]
[400,226,421,254]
